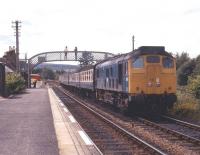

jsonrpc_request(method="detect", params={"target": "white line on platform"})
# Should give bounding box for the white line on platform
[59,102,64,106]
[69,115,76,123]
[78,131,93,145]
[63,108,68,113]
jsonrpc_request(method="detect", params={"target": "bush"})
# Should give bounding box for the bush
[188,75,200,98]
[177,59,196,85]
[170,102,200,120]
[169,86,200,120]
[5,73,26,95]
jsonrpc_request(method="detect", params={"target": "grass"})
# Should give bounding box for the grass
[168,86,200,121]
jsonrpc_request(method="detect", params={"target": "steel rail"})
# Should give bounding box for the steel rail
[137,117,200,145]
[162,115,200,132]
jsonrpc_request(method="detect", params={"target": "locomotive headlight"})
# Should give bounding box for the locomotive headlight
[147,81,152,87]
[156,82,160,87]
[156,77,160,87]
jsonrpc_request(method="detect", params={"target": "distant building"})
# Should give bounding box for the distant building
[0,46,16,71]
[5,65,14,73]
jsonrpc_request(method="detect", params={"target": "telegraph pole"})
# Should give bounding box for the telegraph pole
[12,20,21,72]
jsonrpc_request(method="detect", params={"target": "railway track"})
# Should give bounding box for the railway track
[53,86,166,155]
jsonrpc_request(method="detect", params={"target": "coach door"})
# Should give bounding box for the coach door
[122,62,128,92]
[0,63,5,96]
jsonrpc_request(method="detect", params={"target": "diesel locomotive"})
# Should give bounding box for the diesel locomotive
[60,46,177,113]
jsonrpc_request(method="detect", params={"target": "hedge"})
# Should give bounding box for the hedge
[5,73,26,96]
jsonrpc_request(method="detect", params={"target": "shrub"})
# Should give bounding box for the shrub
[5,73,26,95]
[177,59,196,85]
[169,86,200,121]
[188,75,200,98]
[170,102,200,120]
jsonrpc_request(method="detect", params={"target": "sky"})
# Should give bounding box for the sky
[0,0,200,61]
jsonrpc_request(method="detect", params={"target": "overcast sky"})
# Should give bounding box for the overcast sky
[0,0,200,60]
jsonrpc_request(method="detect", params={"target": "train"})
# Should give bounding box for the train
[59,46,177,114]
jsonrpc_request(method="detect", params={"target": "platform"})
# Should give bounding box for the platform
[48,87,102,155]
[0,86,101,155]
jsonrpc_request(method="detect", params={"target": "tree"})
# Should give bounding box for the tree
[188,75,200,98]
[78,51,94,67]
[193,55,200,76]
[176,52,190,70]
[32,68,42,74]
[177,59,196,85]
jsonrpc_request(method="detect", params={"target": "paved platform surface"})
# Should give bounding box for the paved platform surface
[0,88,59,155]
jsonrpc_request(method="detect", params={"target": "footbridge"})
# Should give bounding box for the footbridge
[28,50,115,87]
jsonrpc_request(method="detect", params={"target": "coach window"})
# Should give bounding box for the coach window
[106,68,109,77]
[110,67,113,77]
[125,62,128,74]
[132,57,144,68]
[163,57,174,68]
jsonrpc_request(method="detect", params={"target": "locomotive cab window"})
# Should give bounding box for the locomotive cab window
[163,57,174,68]
[132,57,144,68]
[146,56,160,63]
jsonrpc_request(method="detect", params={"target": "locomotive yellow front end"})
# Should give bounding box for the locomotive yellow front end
[128,46,177,113]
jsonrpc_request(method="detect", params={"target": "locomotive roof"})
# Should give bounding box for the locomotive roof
[131,46,172,57]
[96,46,173,68]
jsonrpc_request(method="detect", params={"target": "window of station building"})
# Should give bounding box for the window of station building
[163,57,174,68]
[146,56,160,63]
[132,57,144,68]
